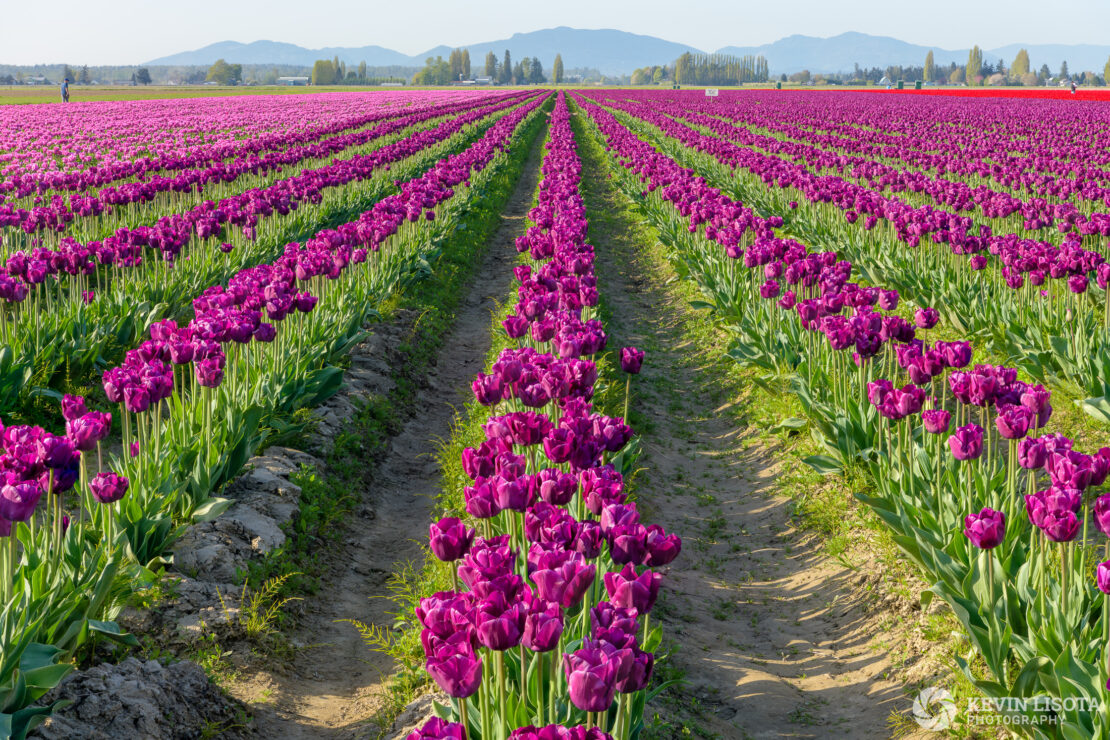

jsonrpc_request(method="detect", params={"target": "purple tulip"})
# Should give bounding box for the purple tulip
[995,404,1033,440]
[1040,509,1080,543]
[921,409,951,435]
[1093,494,1110,538]
[619,347,644,375]
[644,524,682,567]
[472,591,526,651]
[563,646,622,713]
[963,508,1005,549]
[604,563,663,613]
[89,472,129,504]
[522,597,564,653]
[615,647,654,693]
[0,481,42,522]
[429,517,475,562]
[425,651,482,699]
[914,307,939,329]
[406,717,466,740]
[1098,561,1110,595]
[531,552,596,608]
[948,424,984,461]
[1018,437,1048,470]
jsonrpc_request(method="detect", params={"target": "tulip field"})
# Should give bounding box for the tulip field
[4,84,1110,738]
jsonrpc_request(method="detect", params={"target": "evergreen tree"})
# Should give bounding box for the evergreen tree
[528,58,545,84]
[553,54,564,85]
[358,61,367,80]
[461,49,471,78]
[500,50,512,84]
[484,51,497,78]
[1060,60,1070,79]
[78,65,90,84]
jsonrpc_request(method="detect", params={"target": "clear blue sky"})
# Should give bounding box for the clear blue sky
[3,0,1107,65]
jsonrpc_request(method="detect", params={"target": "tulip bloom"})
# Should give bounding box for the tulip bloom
[963,508,1005,549]
[563,646,622,713]
[428,517,474,562]
[948,424,984,461]
[604,563,663,613]
[425,651,482,699]
[619,347,644,374]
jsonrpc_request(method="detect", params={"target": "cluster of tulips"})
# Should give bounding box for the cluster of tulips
[575,90,1110,736]
[0,92,486,192]
[0,93,527,251]
[0,93,530,297]
[686,91,1110,216]
[406,93,679,740]
[590,92,1110,287]
[0,93,534,421]
[580,91,1110,409]
[0,93,549,736]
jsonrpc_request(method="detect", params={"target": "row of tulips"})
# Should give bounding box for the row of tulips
[0,92,446,192]
[0,94,548,739]
[406,92,680,740]
[0,93,534,416]
[572,91,1110,737]
[0,93,524,250]
[581,92,1110,418]
[666,93,1110,241]
[700,91,1110,213]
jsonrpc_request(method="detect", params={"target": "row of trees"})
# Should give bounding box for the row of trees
[413,49,561,85]
[926,47,1110,87]
[673,52,770,85]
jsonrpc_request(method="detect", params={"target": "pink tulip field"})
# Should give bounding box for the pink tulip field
[2,85,1110,738]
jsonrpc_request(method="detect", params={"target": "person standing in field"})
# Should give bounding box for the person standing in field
[61,77,70,103]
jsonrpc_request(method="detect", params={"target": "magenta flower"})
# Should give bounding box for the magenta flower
[89,472,129,504]
[425,651,482,699]
[406,717,467,740]
[948,424,984,461]
[604,563,663,613]
[921,409,951,435]
[428,517,475,562]
[963,507,1005,549]
[1098,561,1110,595]
[619,347,644,375]
[563,646,622,713]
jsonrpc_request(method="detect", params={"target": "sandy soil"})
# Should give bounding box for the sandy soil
[575,110,935,739]
[221,121,547,739]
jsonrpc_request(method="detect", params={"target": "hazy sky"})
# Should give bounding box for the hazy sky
[3,0,1108,65]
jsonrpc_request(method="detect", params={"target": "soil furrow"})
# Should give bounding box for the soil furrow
[225,121,548,740]
[573,109,914,740]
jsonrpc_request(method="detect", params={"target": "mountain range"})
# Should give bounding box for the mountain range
[145,28,1110,77]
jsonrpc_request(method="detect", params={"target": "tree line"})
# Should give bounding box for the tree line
[410,49,566,85]
[673,52,770,85]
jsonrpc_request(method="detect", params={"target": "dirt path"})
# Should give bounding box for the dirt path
[575,112,917,739]
[227,125,547,739]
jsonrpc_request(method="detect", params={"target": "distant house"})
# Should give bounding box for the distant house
[277,76,309,86]
[27,76,49,85]
[382,81,404,87]
[475,77,493,85]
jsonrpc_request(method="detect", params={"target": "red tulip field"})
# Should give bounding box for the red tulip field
[2,86,1110,739]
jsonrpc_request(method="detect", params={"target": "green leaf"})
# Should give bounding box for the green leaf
[770,417,806,434]
[687,300,716,311]
[801,455,843,476]
[191,497,234,523]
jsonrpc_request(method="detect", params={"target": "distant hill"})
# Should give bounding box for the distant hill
[717,32,999,75]
[145,29,1110,77]
[145,28,700,75]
